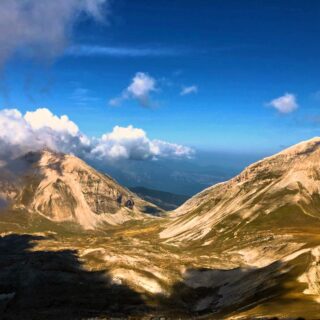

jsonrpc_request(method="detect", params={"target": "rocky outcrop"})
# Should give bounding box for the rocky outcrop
[73,167,134,214]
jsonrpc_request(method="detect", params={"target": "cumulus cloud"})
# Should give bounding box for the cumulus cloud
[0,108,193,162]
[92,125,193,160]
[25,108,79,135]
[0,108,90,161]
[268,93,298,113]
[109,72,157,108]
[180,85,198,96]
[0,0,108,66]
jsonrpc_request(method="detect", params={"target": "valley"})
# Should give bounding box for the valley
[2,138,320,319]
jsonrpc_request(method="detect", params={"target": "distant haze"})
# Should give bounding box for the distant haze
[91,150,267,195]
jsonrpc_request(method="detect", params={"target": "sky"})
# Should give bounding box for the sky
[1,0,320,160]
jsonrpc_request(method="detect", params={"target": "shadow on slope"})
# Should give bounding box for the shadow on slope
[0,234,149,319]
[158,254,316,319]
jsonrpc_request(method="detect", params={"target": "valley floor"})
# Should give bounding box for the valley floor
[1,211,320,319]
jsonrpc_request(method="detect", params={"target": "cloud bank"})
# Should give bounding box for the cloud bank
[0,108,193,163]
[0,0,108,65]
[268,93,298,114]
[109,72,157,108]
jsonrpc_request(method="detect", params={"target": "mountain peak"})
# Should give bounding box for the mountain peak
[1,150,162,229]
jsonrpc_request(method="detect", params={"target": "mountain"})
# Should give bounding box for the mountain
[0,149,162,229]
[160,137,320,243]
[3,139,320,318]
[153,137,320,318]
[129,186,189,210]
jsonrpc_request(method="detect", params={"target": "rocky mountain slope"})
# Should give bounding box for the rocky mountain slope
[161,137,320,243]
[152,137,320,318]
[2,138,320,319]
[0,149,161,229]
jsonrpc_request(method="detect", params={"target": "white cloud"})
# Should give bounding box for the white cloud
[268,93,298,113]
[0,0,108,66]
[24,108,79,136]
[109,72,157,108]
[91,125,193,161]
[0,108,90,160]
[151,140,194,158]
[128,73,156,98]
[0,108,193,162]
[0,109,37,157]
[180,85,198,96]
[92,126,154,160]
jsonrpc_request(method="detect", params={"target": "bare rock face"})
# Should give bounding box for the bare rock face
[73,166,134,214]
[0,150,161,229]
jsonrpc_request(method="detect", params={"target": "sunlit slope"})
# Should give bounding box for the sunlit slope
[0,150,162,229]
[161,137,320,243]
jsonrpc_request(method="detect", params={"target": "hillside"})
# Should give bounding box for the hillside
[2,139,320,318]
[0,149,162,229]
[161,137,320,243]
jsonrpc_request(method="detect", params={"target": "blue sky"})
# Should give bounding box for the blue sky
[2,0,320,155]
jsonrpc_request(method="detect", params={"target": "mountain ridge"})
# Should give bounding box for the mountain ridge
[160,136,320,241]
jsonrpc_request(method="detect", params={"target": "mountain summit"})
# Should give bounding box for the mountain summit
[0,149,161,229]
